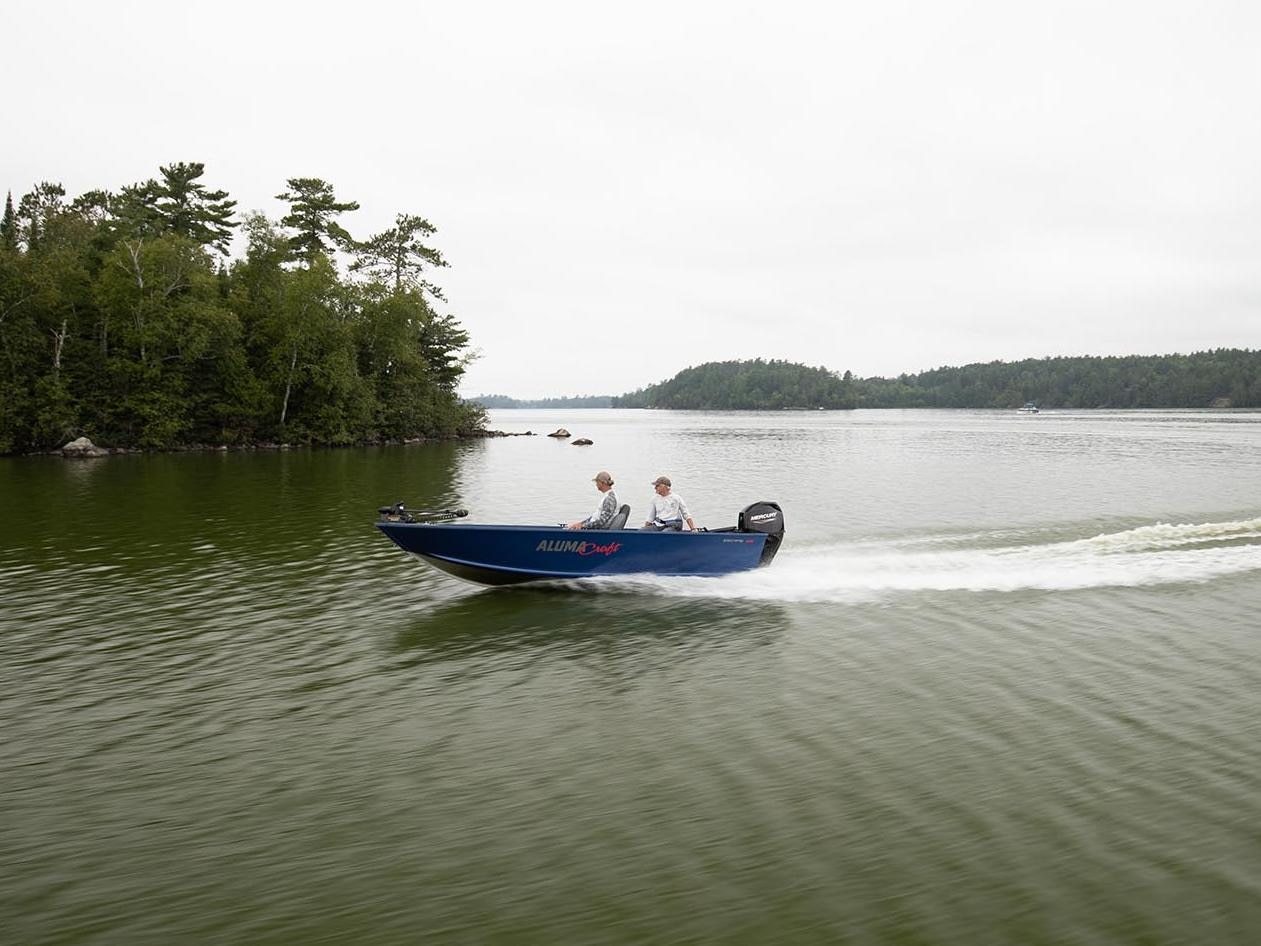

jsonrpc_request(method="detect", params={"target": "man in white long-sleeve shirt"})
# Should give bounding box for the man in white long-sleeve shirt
[566,470,618,530]
[642,475,697,531]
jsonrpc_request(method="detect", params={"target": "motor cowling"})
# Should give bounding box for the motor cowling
[738,501,785,566]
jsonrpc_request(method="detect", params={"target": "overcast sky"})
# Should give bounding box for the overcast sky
[6,1,1260,398]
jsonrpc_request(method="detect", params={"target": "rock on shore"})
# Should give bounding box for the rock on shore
[61,437,110,458]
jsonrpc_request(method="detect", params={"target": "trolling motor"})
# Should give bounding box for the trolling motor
[377,503,469,524]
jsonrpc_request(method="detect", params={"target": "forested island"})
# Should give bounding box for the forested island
[0,164,483,455]
[614,360,857,410]
[612,352,1260,410]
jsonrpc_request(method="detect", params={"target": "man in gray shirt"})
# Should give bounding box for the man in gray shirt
[566,470,618,530]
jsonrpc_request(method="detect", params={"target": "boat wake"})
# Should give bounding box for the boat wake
[578,516,1261,603]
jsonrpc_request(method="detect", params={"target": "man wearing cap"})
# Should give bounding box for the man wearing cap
[642,476,697,531]
[566,471,619,530]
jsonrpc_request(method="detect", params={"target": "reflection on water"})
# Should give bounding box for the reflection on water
[389,589,790,667]
[3,410,1261,944]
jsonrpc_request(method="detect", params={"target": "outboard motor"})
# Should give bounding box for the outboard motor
[738,501,785,566]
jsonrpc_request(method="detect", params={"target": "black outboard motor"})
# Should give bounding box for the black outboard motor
[738,501,785,566]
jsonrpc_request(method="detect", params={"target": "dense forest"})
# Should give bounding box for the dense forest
[611,351,1260,411]
[613,360,858,410]
[0,164,484,454]
[854,350,1260,409]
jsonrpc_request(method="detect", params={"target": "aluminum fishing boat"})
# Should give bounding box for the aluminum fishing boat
[375,501,785,586]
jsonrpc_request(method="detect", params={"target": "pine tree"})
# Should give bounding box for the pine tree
[0,192,17,251]
[351,213,448,298]
[275,178,359,265]
[155,162,238,254]
[15,182,66,250]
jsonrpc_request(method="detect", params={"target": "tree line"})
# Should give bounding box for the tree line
[854,350,1260,409]
[610,351,1260,411]
[613,360,858,410]
[470,394,614,409]
[0,163,484,454]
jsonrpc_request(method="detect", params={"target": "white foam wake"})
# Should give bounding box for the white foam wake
[586,516,1261,603]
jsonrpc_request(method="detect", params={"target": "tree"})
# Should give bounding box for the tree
[275,178,359,265]
[15,182,67,250]
[352,213,448,299]
[107,163,237,254]
[69,189,114,227]
[0,192,16,251]
[111,179,165,243]
[154,162,238,254]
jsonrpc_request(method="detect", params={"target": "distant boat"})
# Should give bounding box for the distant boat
[1017,402,1040,414]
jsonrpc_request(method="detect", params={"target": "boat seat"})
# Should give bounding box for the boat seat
[607,504,630,530]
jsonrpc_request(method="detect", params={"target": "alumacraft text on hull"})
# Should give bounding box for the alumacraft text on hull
[375,502,785,586]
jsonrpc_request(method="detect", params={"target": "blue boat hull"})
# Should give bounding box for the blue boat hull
[375,522,773,586]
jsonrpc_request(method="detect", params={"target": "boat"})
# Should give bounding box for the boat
[1017,401,1040,414]
[375,501,785,586]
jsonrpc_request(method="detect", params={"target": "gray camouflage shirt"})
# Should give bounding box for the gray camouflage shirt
[583,490,619,529]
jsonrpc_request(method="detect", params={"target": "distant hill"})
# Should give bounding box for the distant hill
[613,359,857,410]
[475,349,1261,413]
[466,394,613,409]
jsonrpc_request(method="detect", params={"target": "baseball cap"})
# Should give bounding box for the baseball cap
[652,476,671,487]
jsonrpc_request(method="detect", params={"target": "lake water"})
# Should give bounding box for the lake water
[3,409,1261,944]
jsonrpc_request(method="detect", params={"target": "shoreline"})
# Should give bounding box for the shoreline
[12,428,535,460]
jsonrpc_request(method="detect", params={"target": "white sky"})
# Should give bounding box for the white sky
[5,0,1260,398]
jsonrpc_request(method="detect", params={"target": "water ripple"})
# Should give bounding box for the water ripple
[5,420,1261,943]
